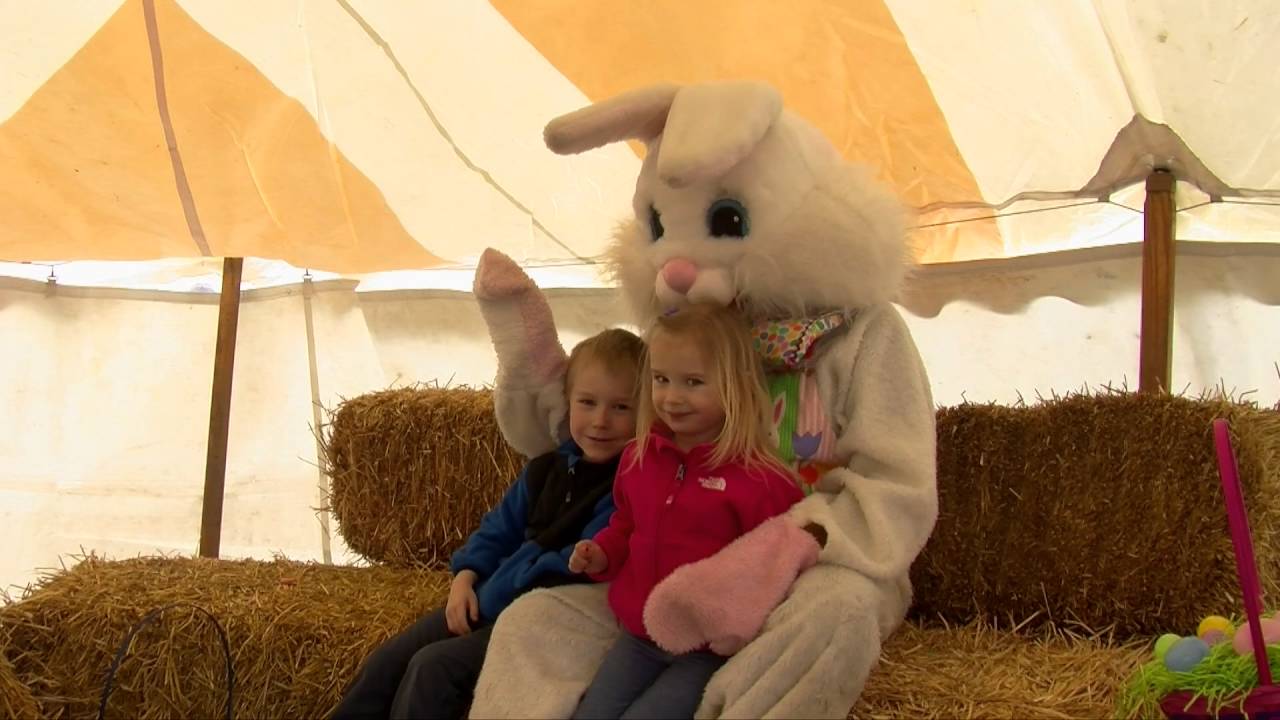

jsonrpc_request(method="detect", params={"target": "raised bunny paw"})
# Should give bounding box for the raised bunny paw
[474,248,569,457]
[474,247,539,300]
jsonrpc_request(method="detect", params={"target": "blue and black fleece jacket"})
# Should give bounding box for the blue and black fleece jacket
[448,439,619,624]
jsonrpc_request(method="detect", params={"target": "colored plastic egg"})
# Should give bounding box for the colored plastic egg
[1164,636,1211,672]
[1198,615,1233,639]
[1232,618,1280,655]
[1155,633,1182,660]
[1202,629,1227,646]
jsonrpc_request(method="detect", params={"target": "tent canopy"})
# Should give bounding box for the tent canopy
[3,0,1279,277]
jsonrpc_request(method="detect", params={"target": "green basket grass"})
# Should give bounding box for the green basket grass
[1117,630,1280,719]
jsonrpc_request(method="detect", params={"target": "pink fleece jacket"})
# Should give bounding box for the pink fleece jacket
[590,430,804,641]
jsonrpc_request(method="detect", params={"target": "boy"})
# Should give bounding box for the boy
[330,328,644,720]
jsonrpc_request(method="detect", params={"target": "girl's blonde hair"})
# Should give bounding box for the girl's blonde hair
[633,304,793,479]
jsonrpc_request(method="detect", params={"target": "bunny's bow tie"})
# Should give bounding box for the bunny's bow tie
[751,311,848,371]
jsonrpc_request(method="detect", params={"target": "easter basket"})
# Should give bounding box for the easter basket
[1121,420,1280,720]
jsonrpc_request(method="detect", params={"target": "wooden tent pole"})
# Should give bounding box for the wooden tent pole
[199,257,244,558]
[1138,169,1176,394]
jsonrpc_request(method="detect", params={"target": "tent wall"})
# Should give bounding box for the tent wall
[2,241,1277,592]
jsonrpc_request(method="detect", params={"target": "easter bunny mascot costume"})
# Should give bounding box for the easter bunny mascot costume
[470,81,938,719]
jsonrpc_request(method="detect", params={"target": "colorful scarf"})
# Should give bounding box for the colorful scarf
[751,311,848,371]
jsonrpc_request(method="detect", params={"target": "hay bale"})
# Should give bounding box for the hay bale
[910,391,1280,638]
[0,555,449,719]
[323,386,525,567]
[0,644,39,720]
[853,619,1149,719]
[1,555,1150,720]
[317,384,1280,638]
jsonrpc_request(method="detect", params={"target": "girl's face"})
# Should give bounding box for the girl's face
[648,331,726,450]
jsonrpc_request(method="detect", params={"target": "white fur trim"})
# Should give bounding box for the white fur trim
[796,304,939,581]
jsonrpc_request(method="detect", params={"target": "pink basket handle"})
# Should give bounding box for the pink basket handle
[1216,418,1273,686]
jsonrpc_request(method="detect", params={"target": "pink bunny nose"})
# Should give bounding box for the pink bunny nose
[660,258,698,295]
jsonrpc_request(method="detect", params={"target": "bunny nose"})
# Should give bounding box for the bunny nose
[660,258,698,295]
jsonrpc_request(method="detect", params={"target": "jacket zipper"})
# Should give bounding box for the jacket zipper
[666,463,684,505]
[655,462,686,593]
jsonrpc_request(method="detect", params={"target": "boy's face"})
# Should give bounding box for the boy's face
[568,361,638,463]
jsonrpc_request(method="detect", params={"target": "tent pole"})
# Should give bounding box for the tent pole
[301,274,334,564]
[1138,169,1176,394]
[199,257,244,558]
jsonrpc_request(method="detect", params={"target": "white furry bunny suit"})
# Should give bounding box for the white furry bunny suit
[468,81,938,719]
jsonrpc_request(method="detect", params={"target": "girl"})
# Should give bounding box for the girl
[568,304,803,719]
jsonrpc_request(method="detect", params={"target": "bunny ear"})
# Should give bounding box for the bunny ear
[544,84,681,155]
[657,81,783,188]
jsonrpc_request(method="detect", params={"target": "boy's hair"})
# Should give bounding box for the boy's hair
[634,304,791,478]
[565,328,646,399]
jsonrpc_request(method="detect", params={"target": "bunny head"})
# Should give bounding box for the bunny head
[544,81,912,324]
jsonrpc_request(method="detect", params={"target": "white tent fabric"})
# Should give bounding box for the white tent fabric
[4,0,639,269]
[2,1,1279,591]
[3,243,1277,592]
[5,0,1280,269]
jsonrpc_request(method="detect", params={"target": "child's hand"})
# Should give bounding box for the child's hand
[569,540,608,575]
[446,570,480,635]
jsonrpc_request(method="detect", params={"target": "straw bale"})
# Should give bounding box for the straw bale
[0,554,449,719]
[0,555,1161,720]
[2,553,1151,720]
[318,385,1280,637]
[910,390,1280,639]
[853,619,1149,719]
[0,642,40,720]
[322,386,525,567]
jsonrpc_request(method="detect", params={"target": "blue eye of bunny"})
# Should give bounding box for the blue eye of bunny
[649,205,664,241]
[707,199,749,238]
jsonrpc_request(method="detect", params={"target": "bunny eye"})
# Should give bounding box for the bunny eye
[648,205,664,242]
[707,199,749,238]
